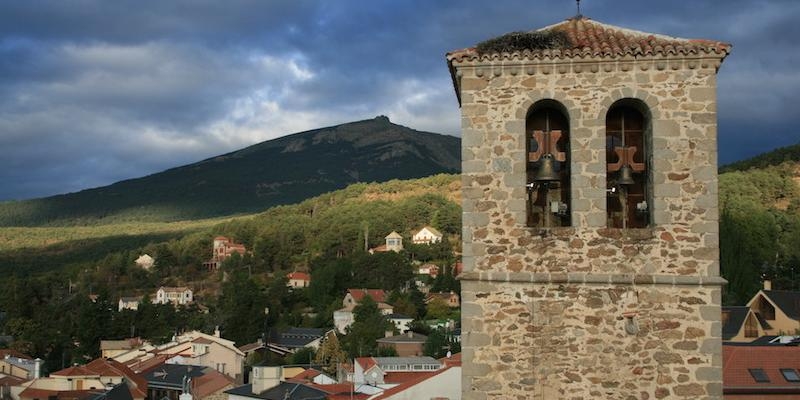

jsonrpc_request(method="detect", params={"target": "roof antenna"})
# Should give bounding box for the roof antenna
[576,0,583,18]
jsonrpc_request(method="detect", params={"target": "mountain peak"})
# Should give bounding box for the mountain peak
[0,118,460,226]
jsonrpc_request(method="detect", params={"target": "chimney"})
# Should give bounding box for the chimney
[214,326,221,337]
[764,280,772,291]
[251,366,282,394]
[33,358,43,379]
[385,331,393,338]
[407,331,413,338]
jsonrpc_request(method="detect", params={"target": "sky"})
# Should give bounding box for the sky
[1,0,798,201]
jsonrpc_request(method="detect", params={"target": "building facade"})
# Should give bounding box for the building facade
[449,16,730,399]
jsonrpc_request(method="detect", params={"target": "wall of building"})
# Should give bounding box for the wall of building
[382,367,461,400]
[456,54,725,399]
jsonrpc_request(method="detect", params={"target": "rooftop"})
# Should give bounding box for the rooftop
[724,344,800,394]
[376,332,428,344]
[447,16,731,63]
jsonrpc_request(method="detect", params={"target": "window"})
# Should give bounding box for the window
[606,103,650,228]
[526,101,571,228]
[757,298,776,320]
[781,369,800,382]
[749,368,770,383]
[744,314,758,338]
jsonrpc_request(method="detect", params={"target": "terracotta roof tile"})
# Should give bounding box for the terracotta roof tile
[51,365,98,377]
[287,272,311,281]
[347,289,387,303]
[723,345,800,393]
[84,358,148,399]
[447,16,731,63]
[191,370,234,398]
[0,349,32,359]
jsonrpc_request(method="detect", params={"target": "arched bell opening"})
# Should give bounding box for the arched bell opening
[605,99,652,229]
[526,100,571,228]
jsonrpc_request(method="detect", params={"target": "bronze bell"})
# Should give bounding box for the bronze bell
[617,164,636,185]
[534,153,560,182]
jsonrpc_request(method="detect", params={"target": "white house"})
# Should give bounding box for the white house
[387,314,414,333]
[334,289,393,333]
[155,287,193,306]
[286,272,311,288]
[412,226,443,245]
[118,296,141,311]
[370,232,404,253]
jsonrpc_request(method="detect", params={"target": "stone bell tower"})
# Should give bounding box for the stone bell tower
[447,16,730,399]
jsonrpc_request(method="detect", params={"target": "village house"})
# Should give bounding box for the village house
[411,226,443,245]
[225,365,332,400]
[425,291,460,308]
[723,341,800,398]
[118,296,141,312]
[286,271,311,288]
[142,363,234,400]
[723,281,800,342]
[387,313,414,333]
[334,289,394,334]
[354,356,441,386]
[154,287,193,306]
[376,332,428,357]
[416,263,439,278]
[14,358,146,400]
[100,338,145,359]
[107,330,245,383]
[260,328,333,358]
[0,354,42,380]
[369,231,403,254]
[203,236,247,270]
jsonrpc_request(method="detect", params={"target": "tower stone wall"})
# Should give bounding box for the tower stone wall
[449,17,730,399]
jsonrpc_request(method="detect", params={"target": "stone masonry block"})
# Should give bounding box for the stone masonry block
[462,129,484,147]
[696,367,722,382]
[463,160,487,174]
[700,306,720,321]
[653,119,680,138]
[689,87,716,102]
[691,113,717,124]
[505,120,524,134]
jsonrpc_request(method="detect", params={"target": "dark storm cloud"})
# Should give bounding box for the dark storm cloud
[0,0,798,200]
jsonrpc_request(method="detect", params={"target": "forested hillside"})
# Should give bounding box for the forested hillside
[0,116,460,226]
[0,175,462,370]
[719,148,800,304]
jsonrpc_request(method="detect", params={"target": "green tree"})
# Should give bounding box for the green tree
[342,296,393,357]
[425,298,452,321]
[217,272,268,345]
[314,331,347,374]
[423,329,460,359]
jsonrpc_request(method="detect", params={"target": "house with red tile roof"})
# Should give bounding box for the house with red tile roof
[425,291,460,308]
[204,236,247,270]
[376,332,428,357]
[369,232,404,254]
[15,357,146,400]
[287,271,311,288]
[334,289,394,334]
[343,354,461,399]
[724,343,800,398]
[105,330,244,382]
